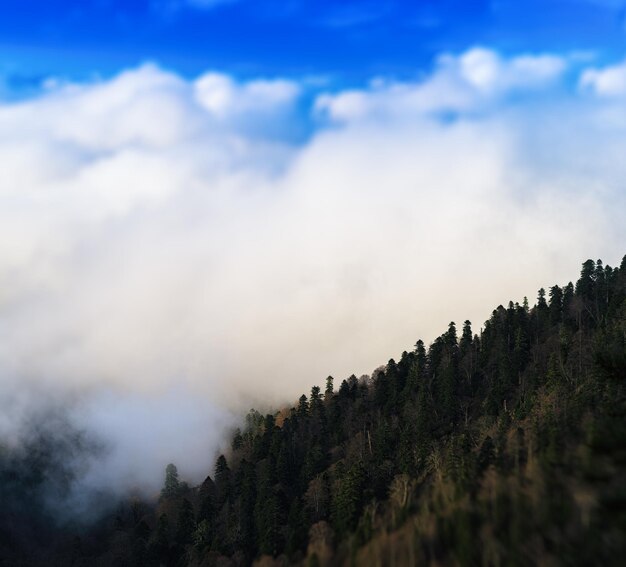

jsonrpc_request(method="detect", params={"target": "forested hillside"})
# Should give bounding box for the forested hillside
[2,256,626,566]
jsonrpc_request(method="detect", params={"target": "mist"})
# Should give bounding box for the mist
[1,48,625,506]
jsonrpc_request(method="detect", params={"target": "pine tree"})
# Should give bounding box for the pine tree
[310,386,322,413]
[298,394,309,416]
[215,455,231,507]
[549,285,563,325]
[325,376,334,401]
[576,259,596,300]
[460,320,473,353]
[161,463,180,499]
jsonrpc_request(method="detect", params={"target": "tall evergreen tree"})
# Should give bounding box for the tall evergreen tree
[215,455,231,507]
[325,376,334,401]
[161,463,180,499]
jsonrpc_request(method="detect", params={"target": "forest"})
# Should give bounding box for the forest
[1,256,625,566]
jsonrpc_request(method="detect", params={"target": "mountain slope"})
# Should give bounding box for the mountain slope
[3,256,626,566]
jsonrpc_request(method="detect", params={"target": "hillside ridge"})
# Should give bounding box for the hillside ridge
[2,256,626,566]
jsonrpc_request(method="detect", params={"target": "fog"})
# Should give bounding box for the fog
[0,48,625,505]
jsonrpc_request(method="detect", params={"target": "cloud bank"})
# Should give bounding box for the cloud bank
[315,48,567,121]
[0,48,625,500]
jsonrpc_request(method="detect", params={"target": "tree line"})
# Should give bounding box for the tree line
[2,256,625,566]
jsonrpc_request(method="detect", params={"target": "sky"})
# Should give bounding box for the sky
[1,1,626,89]
[1,1,626,505]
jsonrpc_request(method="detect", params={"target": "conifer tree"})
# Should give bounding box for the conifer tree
[298,394,309,416]
[549,285,563,325]
[325,376,334,400]
[214,455,231,507]
[161,463,180,499]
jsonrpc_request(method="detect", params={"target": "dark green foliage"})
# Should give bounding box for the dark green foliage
[147,513,170,563]
[254,458,285,556]
[298,394,309,416]
[286,498,307,558]
[325,375,334,400]
[214,454,231,507]
[549,284,563,325]
[6,255,625,566]
[331,462,366,536]
[576,259,596,299]
[175,498,195,545]
[160,463,180,499]
[197,475,216,524]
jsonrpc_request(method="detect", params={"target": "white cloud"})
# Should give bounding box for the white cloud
[315,48,567,122]
[459,48,566,91]
[580,58,626,96]
[194,72,300,119]
[0,50,624,499]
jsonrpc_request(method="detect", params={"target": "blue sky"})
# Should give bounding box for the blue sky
[1,0,626,88]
